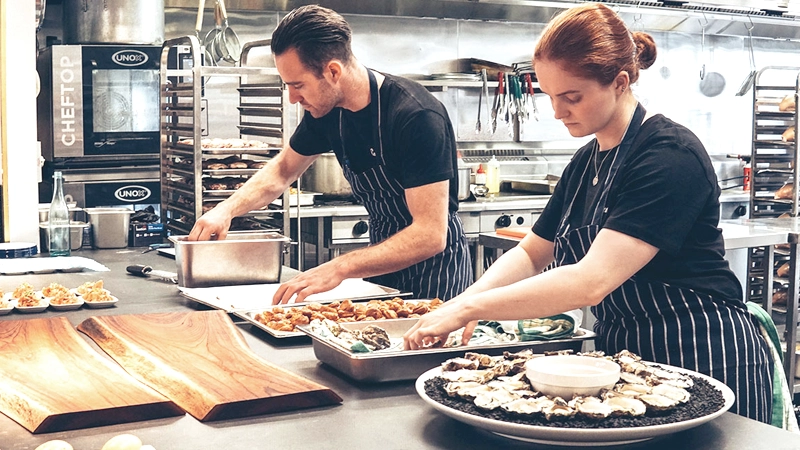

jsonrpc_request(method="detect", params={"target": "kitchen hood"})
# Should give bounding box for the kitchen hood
[165,0,800,40]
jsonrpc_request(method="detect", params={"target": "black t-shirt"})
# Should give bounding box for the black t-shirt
[290,73,459,212]
[533,115,743,302]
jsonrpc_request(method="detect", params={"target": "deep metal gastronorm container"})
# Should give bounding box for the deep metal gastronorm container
[298,318,596,383]
[169,231,290,288]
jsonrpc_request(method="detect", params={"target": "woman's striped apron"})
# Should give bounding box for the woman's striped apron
[338,69,472,300]
[553,103,773,422]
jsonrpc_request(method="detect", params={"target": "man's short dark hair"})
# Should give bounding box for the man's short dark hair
[271,5,354,78]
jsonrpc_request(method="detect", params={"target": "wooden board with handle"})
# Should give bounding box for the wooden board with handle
[0,317,182,433]
[78,310,342,421]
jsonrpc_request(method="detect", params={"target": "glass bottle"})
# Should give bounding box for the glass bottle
[48,171,71,256]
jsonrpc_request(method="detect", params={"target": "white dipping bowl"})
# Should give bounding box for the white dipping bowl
[525,355,621,399]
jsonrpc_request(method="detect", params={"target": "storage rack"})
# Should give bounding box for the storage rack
[159,36,290,237]
[748,66,800,390]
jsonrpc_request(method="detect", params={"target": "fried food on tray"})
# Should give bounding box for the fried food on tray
[76,280,104,296]
[13,283,35,299]
[17,292,42,307]
[83,289,113,303]
[50,290,80,305]
[254,297,444,333]
[41,283,69,298]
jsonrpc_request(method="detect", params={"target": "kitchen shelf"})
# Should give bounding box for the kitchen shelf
[747,66,800,394]
[159,36,289,238]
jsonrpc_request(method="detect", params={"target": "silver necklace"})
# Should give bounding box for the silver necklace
[592,142,616,186]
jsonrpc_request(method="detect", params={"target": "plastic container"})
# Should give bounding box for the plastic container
[84,208,134,249]
[486,155,501,194]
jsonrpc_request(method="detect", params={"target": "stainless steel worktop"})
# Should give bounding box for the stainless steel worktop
[284,196,551,219]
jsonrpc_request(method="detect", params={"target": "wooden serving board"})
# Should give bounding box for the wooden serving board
[0,317,182,433]
[78,311,342,421]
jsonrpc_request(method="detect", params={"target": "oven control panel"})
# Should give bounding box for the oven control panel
[481,211,536,232]
[328,216,371,244]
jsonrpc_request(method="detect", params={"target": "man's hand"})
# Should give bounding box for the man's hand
[272,262,346,304]
[188,206,233,241]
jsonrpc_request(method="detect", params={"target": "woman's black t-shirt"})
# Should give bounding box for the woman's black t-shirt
[533,115,743,302]
[289,73,459,212]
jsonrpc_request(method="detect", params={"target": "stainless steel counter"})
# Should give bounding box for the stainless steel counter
[0,249,798,449]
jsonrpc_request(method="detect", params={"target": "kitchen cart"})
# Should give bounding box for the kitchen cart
[159,36,291,238]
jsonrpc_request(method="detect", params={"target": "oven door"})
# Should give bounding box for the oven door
[81,45,161,157]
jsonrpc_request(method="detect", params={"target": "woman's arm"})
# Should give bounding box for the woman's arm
[403,228,659,349]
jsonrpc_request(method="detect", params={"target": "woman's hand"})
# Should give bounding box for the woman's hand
[403,300,471,350]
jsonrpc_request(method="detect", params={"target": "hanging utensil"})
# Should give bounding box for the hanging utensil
[482,69,491,131]
[698,15,709,81]
[204,1,222,65]
[213,0,241,64]
[491,71,504,134]
[736,17,757,97]
[698,16,726,98]
[476,74,483,134]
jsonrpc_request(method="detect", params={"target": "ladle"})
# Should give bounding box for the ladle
[698,17,726,98]
[736,17,757,97]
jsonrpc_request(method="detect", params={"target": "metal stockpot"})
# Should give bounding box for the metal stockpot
[301,153,353,198]
[63,0,165,45]
[457,168,471,201]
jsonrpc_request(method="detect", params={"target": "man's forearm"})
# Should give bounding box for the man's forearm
[326,222,445,280]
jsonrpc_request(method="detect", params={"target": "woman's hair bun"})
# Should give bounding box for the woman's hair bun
[633,31,657,71]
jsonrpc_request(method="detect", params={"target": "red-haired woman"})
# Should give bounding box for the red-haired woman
[405,3,773,422]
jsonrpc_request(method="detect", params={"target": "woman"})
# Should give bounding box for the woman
[404,3,773,423]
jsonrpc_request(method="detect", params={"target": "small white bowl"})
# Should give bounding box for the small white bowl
[525,355,621,399]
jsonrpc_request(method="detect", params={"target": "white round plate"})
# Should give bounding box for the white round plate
[83,295,119,309]
[415,363,735,446]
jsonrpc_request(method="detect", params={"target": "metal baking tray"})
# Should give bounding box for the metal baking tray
[297,318,596,382]
[233,294,418,339]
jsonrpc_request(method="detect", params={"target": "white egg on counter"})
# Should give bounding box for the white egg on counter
[35,440,73,450]
[101,434,143,450]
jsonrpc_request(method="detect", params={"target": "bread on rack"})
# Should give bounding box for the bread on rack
[227,178,247,190]
[783,126,795,143]
[773,289,788,306]
[204,178,229,190]
[777,262,791,278]
[775,182,794,200]
[248,160,267,169]
[228,161,249,169]
[779,94,796,112]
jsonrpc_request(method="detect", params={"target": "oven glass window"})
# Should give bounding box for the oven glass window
[92,69,159,133]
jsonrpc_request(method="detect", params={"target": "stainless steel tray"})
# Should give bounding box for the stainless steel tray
[297,319,596,382]
[233,294,416,339]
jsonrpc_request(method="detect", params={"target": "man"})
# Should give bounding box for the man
[189,5,472,303]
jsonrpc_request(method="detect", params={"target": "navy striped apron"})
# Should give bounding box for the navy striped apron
[338,70,472,300]
[553,103,773,422]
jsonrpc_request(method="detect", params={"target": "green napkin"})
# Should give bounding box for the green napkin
[517,314,575,341]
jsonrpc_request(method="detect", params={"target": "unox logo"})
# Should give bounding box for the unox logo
[112,50,148,67]
[115,185,151,202]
